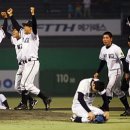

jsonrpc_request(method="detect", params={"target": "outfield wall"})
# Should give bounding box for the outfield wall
[1,48,126,96]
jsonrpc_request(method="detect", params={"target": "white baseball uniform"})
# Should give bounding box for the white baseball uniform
[125,48,130,95]
[20,29,40,95]
[99,43,125,98]
[72,78,104,123]
[0,28,5,43]
[0,94,7,109]
[11,36,24,93]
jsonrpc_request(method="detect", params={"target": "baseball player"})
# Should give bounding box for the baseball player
[7,7,51,110]
[0,13,10,110]
[0,12,6,43]
[0,94,10,109]
[94,31,130,116]
[71,78,109,123]
[125,36,130,96]
[1,11,38,110]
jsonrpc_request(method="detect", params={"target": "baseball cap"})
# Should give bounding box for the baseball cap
[22,20,32,27]
[93,115,106,123]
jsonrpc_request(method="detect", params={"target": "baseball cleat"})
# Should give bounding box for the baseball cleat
[14,102,28,110]
[43,97,52,111]
[120,109,130,116]
[29,99,38,110]
[70,114,77,122]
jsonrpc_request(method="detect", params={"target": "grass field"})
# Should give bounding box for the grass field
[0,97,130,130]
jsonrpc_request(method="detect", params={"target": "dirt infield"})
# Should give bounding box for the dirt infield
[0,109,70,121]
[0,107,124,121]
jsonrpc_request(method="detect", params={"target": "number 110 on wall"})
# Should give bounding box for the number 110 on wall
[56,74,75,84]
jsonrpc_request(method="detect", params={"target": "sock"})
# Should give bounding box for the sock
[22,90,29,106]
[107,96,112,104]
[101,96,112,110]
[120,95,130,110]
[74,116,82,123]
[3,100,9,109]
[37,91,47,101]
[28,94,33,102]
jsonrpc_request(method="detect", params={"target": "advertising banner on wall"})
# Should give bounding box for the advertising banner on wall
[0,19,121,36]
[0,70,39,92]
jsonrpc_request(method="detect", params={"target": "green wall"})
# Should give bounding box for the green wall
[1,48,125,96]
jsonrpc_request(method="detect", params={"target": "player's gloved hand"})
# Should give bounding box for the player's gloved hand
[1,12,8,18]
[103,111,109,121]
[88,112,95,121]
[30,7,35,15]
[7,8,13,17]
[94,73,99,79]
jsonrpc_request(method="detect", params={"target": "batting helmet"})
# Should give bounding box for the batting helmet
[93,115,106,123]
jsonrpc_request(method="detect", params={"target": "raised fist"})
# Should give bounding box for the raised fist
[1,12,8,18]
[7,8,13,16]
[30,7,35,15]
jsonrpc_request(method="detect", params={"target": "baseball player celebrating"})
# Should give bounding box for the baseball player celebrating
[0,94,10,109]
[0,13,10,110]
[94,31,130,116]
[71,78,109,123]
[0,12,6,43]
[1,11,38,110]
[7,7,51,110]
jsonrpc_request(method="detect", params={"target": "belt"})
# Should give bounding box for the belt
[18,58,39,65]
[18,60,26,65]
[27,58,39,62]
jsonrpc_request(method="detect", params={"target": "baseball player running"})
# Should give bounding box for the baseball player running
[0,94,10,109]
[7,7,51,110]
[1,11,38,110]
[71,78,109,123]
[94,31,130,116]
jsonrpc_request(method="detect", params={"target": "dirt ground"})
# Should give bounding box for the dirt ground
[0,109,71,121]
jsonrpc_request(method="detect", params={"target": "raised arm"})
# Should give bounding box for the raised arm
[7,8,22,31]
[30,7,37,35]
[1,12,11,39]
[1,12,8,33]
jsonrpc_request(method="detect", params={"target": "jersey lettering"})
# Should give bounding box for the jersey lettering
[23,38,29,43]
[85,93,96,97]
[17,44,22,49]
[109,54,114,59]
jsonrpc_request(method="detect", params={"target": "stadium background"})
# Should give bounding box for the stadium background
[0,0,130,97]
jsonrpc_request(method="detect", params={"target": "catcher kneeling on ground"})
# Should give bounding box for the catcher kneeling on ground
[71,78,109,123]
